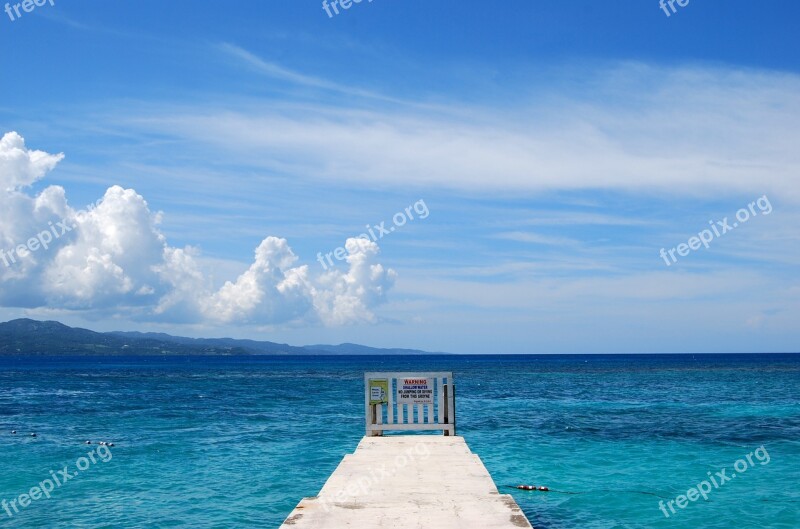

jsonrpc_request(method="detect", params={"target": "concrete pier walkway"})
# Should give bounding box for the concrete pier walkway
[279,435,533,528]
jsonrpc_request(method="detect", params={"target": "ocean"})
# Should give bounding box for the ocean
[0,354,798,528]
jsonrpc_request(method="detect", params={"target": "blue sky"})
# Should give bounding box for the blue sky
[0,1,798,353]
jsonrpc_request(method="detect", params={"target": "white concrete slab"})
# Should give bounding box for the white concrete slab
[280,436,533,529]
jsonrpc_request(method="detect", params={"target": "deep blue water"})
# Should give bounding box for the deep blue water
[1,354,798,528]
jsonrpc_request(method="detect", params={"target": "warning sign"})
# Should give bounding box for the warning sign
[397,378,433,404]
[368,379,389,405]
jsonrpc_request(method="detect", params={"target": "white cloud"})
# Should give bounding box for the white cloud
[493,231,579,247]
[43,185,165,308]
[128,61,800,202]
[0,132,396,326]
[216,42,409,105]
[0,131,64,191]
[203,236,313,324]
[312,238,398,326]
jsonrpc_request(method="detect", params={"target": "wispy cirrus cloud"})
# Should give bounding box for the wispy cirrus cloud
[493,231,580,247]
[119,54,800,203]
[216,42,412,105]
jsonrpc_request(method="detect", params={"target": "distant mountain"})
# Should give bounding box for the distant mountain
[0,319,443,356]
[110,331,320,355]
[303,343,434,355]
[0,319,252,356]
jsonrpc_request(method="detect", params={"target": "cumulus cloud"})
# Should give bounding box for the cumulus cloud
[203,237,312,324]
[0,132,396,325]
[313,238,398,326]
[0,131,64,191]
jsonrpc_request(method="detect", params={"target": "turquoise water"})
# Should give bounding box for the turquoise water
[1,354,798,528]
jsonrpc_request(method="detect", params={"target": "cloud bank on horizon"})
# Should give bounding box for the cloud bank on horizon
[0,132,396,326]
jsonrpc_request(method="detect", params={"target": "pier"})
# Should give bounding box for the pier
[279,372,533,528]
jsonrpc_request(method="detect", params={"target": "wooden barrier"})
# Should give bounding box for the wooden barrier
[364,372,455,436]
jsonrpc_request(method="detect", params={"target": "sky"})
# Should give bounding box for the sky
[0,0,798,354]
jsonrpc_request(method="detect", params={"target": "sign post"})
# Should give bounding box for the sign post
[368,378,389,405]
[396,377,434,405]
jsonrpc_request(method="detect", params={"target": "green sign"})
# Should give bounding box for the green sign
[369,379,389,405]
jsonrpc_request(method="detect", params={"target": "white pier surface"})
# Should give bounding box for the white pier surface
[279,435,533,529]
